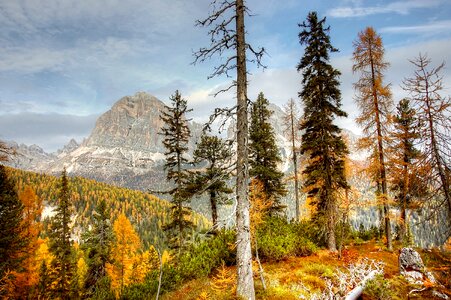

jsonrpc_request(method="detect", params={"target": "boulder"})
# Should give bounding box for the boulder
[399,248,437,285]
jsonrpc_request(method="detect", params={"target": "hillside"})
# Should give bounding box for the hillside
[7,167,210,249]
[162,241,451,300]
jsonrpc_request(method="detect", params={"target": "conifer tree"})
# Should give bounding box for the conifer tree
[0,165,26,297]
[388,99,425,241]
[48,168,74,299]
[352,27,394,250]
[190,134,233,230]
[403,54,451,221]
[106,214,141,297]
[297,12,349,251]
[160,90,193,250]
[249,92,287,214]
[83,199,114,297]
[13,186,42,299]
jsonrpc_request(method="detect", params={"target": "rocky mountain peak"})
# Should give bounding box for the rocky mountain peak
[86,92,166,152]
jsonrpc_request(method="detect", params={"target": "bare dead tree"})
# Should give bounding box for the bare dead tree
[282,99,301,221]
[193,1,264,298]
[403,53,451,224]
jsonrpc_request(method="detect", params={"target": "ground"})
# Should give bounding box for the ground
[162,241,451,300]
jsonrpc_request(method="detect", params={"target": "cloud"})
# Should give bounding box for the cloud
[328,0,443,18]
[0,112,98,152]
[381,20,451,34]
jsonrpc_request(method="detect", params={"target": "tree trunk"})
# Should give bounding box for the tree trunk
[210,190,218,230]
[290,103,300,221]
[327,197,337,252]
[423,78,451,219]
[235,0,255,299]
[156,249,163,300]
[254,237,266,290]
[369,43,392,251]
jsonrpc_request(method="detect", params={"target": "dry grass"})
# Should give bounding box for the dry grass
[163,241,451,300]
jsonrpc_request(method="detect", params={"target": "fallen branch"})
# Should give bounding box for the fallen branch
[344,269,382,300]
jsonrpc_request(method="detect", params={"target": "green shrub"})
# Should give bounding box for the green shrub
[364,274,394,300]
[295,237,318,257]
[177,229,235,279]
[358,224,379,241]
[257,217,318,261]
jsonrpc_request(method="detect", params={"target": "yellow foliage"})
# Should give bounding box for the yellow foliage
[161,249,172,265]
[10,186,43,298]
[211,262,236,294]
[129,248,158,284]
[249,179,273,237]
[196,290,210,300]
[107,214,141,297]
[77,257,88,290]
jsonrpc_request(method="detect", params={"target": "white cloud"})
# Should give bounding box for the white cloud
[328,0,444,18]
[381,20,451,34]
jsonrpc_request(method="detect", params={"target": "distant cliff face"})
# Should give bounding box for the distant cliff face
[86,92,166,152]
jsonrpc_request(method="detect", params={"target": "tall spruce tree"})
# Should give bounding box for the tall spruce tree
[297,12,349,251]
[83,199,113,297]
[190,134,233,230]
[388,99,425,242]
[48,168,74,299]
[160,90,193,250]
[0,165,26,297]
[249,92,287,213]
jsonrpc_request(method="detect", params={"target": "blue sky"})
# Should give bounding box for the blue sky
[1,0,450,152]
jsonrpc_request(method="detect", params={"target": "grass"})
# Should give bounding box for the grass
[162,240,451,300]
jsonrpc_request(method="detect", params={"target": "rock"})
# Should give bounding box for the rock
[399,247,425,274]
[399,247,439,287]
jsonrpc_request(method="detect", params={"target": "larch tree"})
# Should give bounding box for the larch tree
[402,54,451,223]
[194,0,265,297]
[352,26,394,250]
[159,90,194,251]
[13,186,43,299]
[388,99,425,241]
[249,92,287,214]
[190,134,233,230]
[0,165,26,298]
[107,214,141,297]
[83,199,114,297]
[297,11,349,252]
[283,98,301,221]
[48,168,74,299]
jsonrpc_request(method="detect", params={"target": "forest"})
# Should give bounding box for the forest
[1,2,451,300]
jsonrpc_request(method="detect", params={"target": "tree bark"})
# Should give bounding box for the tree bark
[289,102,300,221]
[210,190,218,230]
[235,0,255,299]
[368,43,392,250]
[422,70,451,218]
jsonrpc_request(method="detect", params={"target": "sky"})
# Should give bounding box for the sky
[1,0,451,152]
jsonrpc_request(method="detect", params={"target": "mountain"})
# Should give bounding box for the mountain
[10,92,202,191]
[5,141,56,171]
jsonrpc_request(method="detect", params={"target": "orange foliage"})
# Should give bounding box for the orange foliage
[10,186,43,298]
[107,214,141,297]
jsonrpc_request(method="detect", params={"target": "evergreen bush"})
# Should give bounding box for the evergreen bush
[257,217,317,261]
